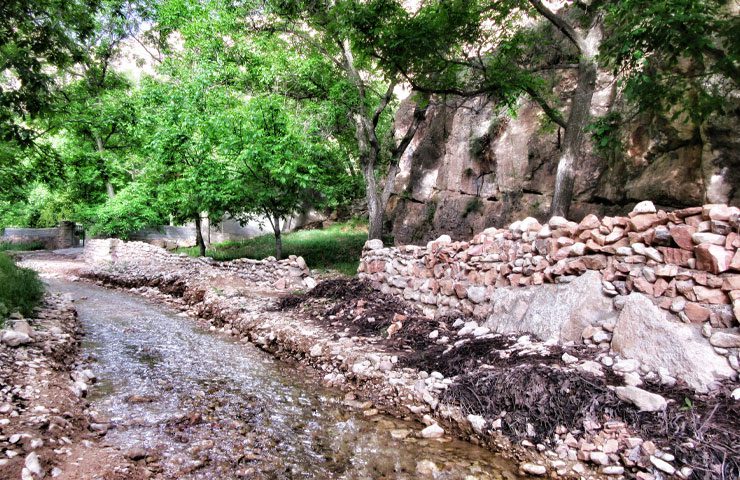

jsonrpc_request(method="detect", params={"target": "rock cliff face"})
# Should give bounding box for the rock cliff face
[387,83,739,244]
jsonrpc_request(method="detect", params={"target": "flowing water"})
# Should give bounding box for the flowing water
[46,279,522,479]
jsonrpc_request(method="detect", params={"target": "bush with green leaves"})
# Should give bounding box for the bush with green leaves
[0,254,44,326]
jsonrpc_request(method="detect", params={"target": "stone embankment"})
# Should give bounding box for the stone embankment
[0,294,143,479]
[359,202,740,393]
[85,239,315,290]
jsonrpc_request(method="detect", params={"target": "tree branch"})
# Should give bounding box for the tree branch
[373,78,398,128]
[527,0,585,52]
[524,85,567,129]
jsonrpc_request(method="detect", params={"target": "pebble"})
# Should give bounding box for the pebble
[603,465,625,475]
[589,451,610,465]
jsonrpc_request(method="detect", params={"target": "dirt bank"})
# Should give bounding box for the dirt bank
[0,289,146,480]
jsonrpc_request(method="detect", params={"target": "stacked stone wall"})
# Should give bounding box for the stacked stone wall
[361,202,740,325]
[84,239,314,290]
[360,203,740,392]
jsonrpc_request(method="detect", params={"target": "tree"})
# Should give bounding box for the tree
[242,1,428,240]
[222,95,349,259]
[136,73,232,257]
[0,0,100,203]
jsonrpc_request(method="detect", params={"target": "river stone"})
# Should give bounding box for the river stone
[709,330,740,348]
[485,271,616,343]
[24,452,41,476]
[2,330,32,347]
[615,386,667,412]
[632,200,657,214]
[520,463,547,476]
[611,293,735,392]
[420,423,444,438]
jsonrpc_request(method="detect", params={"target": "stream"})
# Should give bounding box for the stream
[45,278,522,479]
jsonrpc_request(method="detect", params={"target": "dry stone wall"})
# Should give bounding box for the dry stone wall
[84,239,315,290]
[359,202,740,391]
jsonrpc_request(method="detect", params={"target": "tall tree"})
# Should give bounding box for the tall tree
[222,95,349,259]
[136,73,232,257]
[251,0,429,240]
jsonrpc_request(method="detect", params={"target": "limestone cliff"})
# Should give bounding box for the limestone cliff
[387,83,739,245]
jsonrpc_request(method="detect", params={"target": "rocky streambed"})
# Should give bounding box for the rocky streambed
[31,276,522,479]
[14,247,740,479]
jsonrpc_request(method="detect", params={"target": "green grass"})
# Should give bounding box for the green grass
[0,241,46,252]
[0,253,44,327]
[178,220,370,276]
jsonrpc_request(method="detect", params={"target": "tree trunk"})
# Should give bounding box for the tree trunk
[194,214,206,257]
[272,214,283,260]
[94,135,115,199]
[364,159,384,241]
[550,58,599,217]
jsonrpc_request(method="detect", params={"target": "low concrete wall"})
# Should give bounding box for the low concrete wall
[1,225,81,249]
[130,213,325,249]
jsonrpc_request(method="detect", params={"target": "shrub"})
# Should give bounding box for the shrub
[0,253,44,326]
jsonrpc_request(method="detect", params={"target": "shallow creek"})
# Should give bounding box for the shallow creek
[46,279,523,479]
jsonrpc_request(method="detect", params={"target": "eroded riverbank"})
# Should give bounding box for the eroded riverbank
[41,277,523,479]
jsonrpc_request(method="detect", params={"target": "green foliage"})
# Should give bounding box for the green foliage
[587,112,623,153]
[601,0,738,121]
[178,221,368,276]
[463,197,483,218]
[0,242,46,252]
[88,182,167,238]
[0,254,44,325]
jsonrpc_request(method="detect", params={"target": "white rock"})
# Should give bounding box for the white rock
[467,414,486,434]
[466,286,487,304]
[611,293,735,392]
[614,358,639,373]
[304,277,317,289]
[731,388,740,400]
[1,330,32,347]
[364,239,384,250]
[472,326,491,337]
[615,386,667,412]
[25,452,41,476]
[548,216,569,228]
[416,460,439,475]
[420,423,444,439]
[603,466,625,475]
[650,455,676,475]
[457,321,479,336]
[561,353,579,364]
[632,201,656,214]
[589,451,610,465]
[520,463,547,476]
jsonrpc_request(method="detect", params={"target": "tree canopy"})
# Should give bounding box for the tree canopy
[1,0,737,254]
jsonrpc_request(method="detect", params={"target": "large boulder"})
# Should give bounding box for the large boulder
[611,293,735,392]
[484,271,616,342]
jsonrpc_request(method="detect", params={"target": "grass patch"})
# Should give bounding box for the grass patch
[0,241,46,252]
[178,220,370,276]
[0,253,44,327]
